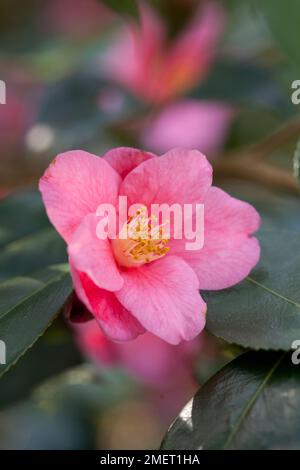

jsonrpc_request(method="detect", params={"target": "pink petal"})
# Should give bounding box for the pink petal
[116,255,206,345]
[171,187,261,290]
[103,146,154,179]
[76,322,198,389]
[39,150,121,242]
[164,2,225,95]
[74,320,117,365]
[70,262,93,311]
[68,213,123,292]
[101,2,165,102]
[71,269,144,341]
[120,148,212,208]
[141,100,234,159]
[75,322,200,420]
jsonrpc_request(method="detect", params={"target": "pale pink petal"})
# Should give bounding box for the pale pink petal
[39,150,121,242]
[71,271,145,341]
[141,100,234,159]
[171,187,261,290]
[103,146,154,179]
[116,255,206,345]
[68,214,123,292]
[120,148,212,208]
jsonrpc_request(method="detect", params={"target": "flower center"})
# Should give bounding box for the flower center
[112,206,170,268]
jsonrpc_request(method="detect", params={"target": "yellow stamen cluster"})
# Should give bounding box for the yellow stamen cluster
[113,206,170,267]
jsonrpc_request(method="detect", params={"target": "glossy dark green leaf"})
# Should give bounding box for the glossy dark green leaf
[0,265,73,378]
[0,190,49,249]
[0,320,83,409]
[0,191,67,281]
[100,0,139,20]
[204,229,300,351]
[162,350,300,450]
[0,228,67,282]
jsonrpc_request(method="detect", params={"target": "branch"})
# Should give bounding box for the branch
[216,117,300,194]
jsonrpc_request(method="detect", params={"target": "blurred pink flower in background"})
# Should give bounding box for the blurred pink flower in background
[75,319,200,421]
[0,64,35,159]
[102,1,233,158]
[141,100,234,159]
[0,92,27,158]
[102,1,224,103]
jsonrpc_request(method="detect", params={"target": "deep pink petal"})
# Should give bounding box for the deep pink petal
[39,150,121,242]
[70,268,144,341]
[103,146,154,179]
[116,255,206,345]
[101,2,165,102]
[163,2,225,95]
[120,148,212,208]
[171,187,261,290]
[68,214,123,292]
[70,262,93,311]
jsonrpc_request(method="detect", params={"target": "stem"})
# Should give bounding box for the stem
[216,117,300,194]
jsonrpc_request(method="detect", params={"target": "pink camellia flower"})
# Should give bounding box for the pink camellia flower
[102,1,224,103]
[39,147,260,344]
[75,319,200,420]
[141,100,234,159]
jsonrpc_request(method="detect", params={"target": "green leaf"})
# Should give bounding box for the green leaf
[254,0,300,69]
[162,350,300,450]
[0,265,73,378]
[204,230,300,351]
[0,228,67,282]
[100,0,139,20]
[0,320,83,409]
[0,190,49,249]
[189,59,294,116]
[0,191,67,282]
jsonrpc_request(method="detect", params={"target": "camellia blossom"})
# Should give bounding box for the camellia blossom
[102,1,224,103]
[40,147,260,345]
[141,100,234,159]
